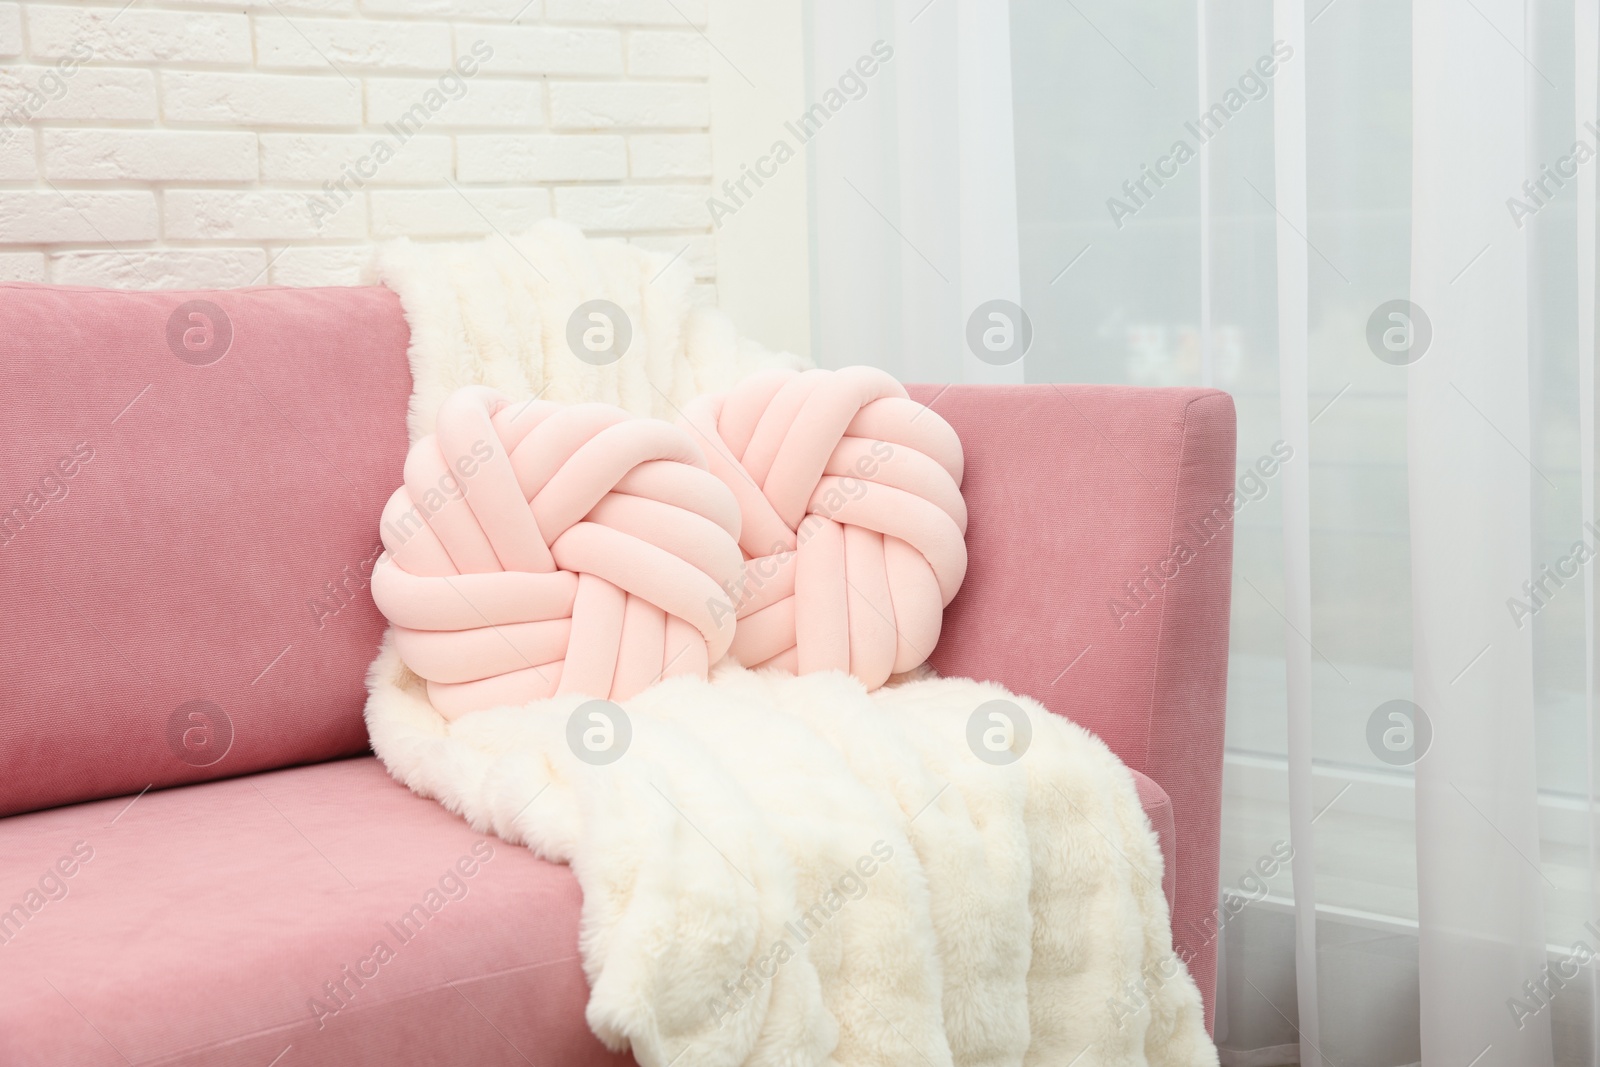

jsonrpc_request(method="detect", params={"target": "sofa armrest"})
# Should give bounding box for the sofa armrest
[907,383,1236,1032]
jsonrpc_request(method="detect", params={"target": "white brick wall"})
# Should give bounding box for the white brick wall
[0,0,718,289]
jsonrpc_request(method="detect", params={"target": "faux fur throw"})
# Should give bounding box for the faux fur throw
[364,223,1217,1067]
[370,219,808,439]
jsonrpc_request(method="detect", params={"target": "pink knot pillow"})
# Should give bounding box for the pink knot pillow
[372,386,742,720]
[682,367,967,689]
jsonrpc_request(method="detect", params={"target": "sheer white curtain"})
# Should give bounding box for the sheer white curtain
[804,1,1600,1063]
[1411,4,1553,1065]
[806,0,1023,384]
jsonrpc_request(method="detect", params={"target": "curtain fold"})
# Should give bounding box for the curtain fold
[808,1,1600,1062]
[1268,3,1323,1066]
[1409,1,1553,1063]
[807,0,1023,383]
[1580,6,1600,1066]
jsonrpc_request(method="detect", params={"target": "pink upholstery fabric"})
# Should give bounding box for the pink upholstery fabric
[1131,766,1177,911]
[684,367,967,688]
[0,283,413,818]
[372,387,742,719]
[907,383,1234,1033]
[0,757,629,1067]
[0,756,1176,1067]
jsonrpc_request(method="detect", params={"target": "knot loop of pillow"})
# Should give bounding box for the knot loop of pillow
[682,367,967,689]
[372,386,742,720]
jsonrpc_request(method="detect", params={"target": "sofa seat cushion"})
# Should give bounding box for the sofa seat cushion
[0,755,1177,1067]
[0,756,629,1067]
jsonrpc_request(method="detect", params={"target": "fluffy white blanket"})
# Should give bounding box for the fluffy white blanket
[364,222,1216,1067]
[370,219,807,439]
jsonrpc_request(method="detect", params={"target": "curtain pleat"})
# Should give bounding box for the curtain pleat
[1269,3,1323,1066]
[1581,1,1600,1061]
[1409,1,1553,1064]
[955,0,1024,385]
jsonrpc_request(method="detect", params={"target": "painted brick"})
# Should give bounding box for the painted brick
[544,0,706,27]
[51,248,270,289]
[28,6,251,65]
[554,184,707,231]
[457,134,626,182]
[363,0,530,15]
[471,26,622,75]
[0,251,45,282]
[44,130,258,182]
[0,4,21,59]
[261,133,451,184]
[626,31,708,77]
[181,0,354,11]
[255,16,452,72]
[0,68,158,123]
[366,76,542,128]
[0,131,35,180]
[628,133,710,178]
[163,72,361,127]
[0,190,157,243]
[369,187,551,237]
[164,189,368,240]
[550,82,708,129]
[267,244,371,286]
[0,2,720,293]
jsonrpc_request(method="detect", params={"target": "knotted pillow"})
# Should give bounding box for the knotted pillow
[681,366,967,690]
[371,386,743,720]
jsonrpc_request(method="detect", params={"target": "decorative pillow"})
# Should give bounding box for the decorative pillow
[371,386,742,720]
[681,367,967,689]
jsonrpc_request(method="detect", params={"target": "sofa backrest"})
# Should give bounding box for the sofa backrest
[0,283,412,817]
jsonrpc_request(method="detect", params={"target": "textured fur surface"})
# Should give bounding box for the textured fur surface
[370,218,808,439]
[365,224,1216,1066]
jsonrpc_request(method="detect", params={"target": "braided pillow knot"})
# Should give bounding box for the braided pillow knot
[682,367,968,690]
[372,386,743,721]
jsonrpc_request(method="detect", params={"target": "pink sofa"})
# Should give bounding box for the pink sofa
[0,283,1234,1065]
